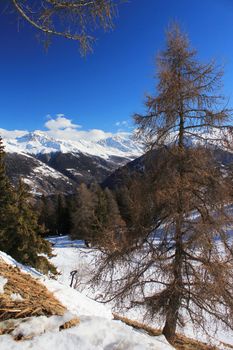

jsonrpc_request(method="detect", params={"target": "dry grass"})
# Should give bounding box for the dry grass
[0,258,66,321]
[0,258,80,339]
[113,314,225,350]
[59,317,80,330]
[113,313,161,337]
[174,334,219,350]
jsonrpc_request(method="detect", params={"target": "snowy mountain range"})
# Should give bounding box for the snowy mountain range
[2,131,143,196]
[3,131,142,159]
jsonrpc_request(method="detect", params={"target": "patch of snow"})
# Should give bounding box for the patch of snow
[33,164,71,181]
[48,235,85,249]
[66,169,84,176]
[10,293,24,302]
[0,276,8,293]
[12,312,73,338]
[0,251,43,278]
[22,178,34,186]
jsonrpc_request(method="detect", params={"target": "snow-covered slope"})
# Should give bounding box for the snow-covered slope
[3,131,142,160]
[48,236,233,350]
[0,250,174,350]
[5,152,74,196]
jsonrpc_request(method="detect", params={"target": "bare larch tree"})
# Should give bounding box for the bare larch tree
[9,0,119,53]
[91,25,233,345]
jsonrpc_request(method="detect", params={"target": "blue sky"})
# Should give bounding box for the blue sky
[1,0,233,137]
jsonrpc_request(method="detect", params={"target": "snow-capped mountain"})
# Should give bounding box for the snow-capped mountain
[3,131,142,160]
[2,131,142,196]
[5,152,75,196]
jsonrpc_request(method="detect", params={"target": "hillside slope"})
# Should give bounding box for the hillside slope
[0,250,174,350]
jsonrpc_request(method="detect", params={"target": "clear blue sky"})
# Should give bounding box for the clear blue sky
[1,0,233,134]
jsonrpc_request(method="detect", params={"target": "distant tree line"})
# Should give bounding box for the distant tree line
[36,183,129,249]
[33,171,155,250]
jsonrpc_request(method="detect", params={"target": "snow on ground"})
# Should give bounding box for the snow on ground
[0,316,173,350]
[10,293,24,302]
[0,249,174,350]
[0,276,8,294]
[1,235,232,349]
[48,235,233,350]
[0,250,43,278]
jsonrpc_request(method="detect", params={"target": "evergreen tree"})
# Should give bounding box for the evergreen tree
[0,138,55,274]
[71,183,126,249]
[71,183,98,241]
[101,188,127,250]
[116,185,135,226]
[91,183,108,239]
[56,194,72,235]
[0,136,16,252]
[5,179,56,274]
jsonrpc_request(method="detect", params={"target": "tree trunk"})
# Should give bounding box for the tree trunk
[162,231,183,344]
[163,84,185,344]
[162,307,178,344]
[163,152,184,345]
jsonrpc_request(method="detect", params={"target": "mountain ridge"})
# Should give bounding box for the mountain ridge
[2,130,142,160]
[2,131,142,196]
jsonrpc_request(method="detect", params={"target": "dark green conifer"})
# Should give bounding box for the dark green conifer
[71,183,97,241]
[0,137,15,251]
[8,179,56,274]
[0,138,55,274]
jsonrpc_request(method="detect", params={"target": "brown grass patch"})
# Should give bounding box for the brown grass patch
[0,258,66,321]
[113,314,230,350]
[113,313,161,337]
[59,317,80,330]
[174,334,218,350]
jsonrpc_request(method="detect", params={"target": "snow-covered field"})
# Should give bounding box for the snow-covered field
[0,244,174,350]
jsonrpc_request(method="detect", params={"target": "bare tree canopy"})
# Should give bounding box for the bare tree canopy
[91,25,233,345]
[9,0,119,53]
[134,25,233,149]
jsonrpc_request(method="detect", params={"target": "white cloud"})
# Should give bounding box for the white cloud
[46,128,112,142]
[45,116,82,131]
[0,116,125,144]
[0,128,28,139]
[44,116,112,141]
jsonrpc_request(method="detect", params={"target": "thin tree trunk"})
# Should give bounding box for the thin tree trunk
[163,94,185,344]
[162,219,183,343]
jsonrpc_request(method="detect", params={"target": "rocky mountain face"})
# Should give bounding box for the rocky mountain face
[3,131,142,196]
[5,153,75,196]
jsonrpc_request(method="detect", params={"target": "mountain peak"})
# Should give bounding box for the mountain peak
[3,130,143,159]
